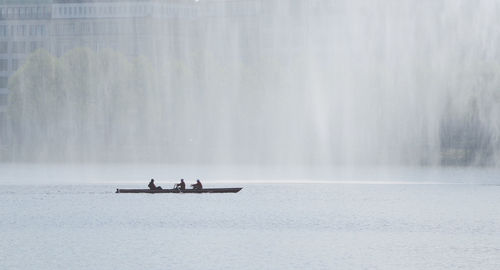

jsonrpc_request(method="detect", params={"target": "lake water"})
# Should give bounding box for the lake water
[1,166,500,269]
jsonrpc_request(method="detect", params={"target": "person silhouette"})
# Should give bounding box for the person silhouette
[148,179,162,190]
[175,179,185,191]
[191,179,203,190]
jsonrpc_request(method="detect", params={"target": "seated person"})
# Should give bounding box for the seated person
[191,179,203,190]
[175,179,186,191]
[148,179,162,190]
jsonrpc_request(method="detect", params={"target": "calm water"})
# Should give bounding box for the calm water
[1,182,500,269]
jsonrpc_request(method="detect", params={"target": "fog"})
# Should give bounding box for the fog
[2,0,500,168]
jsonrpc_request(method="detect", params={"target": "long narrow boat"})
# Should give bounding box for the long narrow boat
[116,188,242,194]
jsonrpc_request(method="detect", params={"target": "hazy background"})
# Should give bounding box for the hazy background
[2,0,500,169]
[2,3,500,269]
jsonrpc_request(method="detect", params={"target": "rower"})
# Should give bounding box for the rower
[175,179,186,191]
[191,179,203,190]
[148,179,162,190]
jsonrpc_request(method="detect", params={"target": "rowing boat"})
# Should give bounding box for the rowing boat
[116,188,242,194]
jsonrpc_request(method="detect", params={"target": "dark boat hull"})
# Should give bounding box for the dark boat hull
[116,188,242,194]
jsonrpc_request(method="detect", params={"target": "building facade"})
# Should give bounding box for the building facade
[0,0,262,152]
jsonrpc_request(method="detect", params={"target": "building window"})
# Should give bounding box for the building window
[0,94,7,105]
[0,59,7,71]
[0,25,6,37]
[30,41,38,52]
[11,41,25,53]
[0,77,8,88]
[54,23,61,35]
[11,59,19,71]
[63,23,75,34]
[20,25,26,36]
[0,42,7,53]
